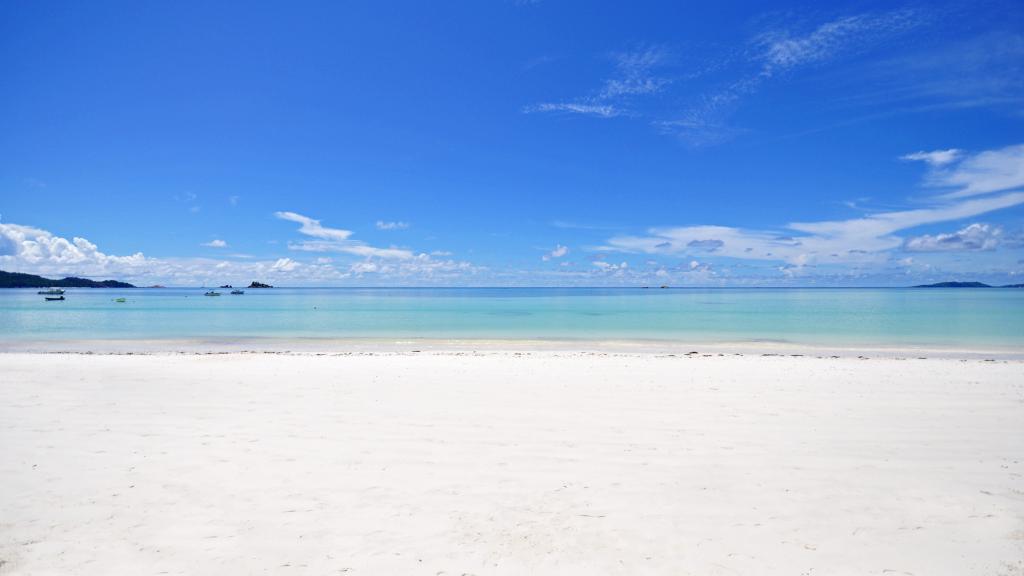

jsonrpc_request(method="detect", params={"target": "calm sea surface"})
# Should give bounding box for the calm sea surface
[1,287,1023,348]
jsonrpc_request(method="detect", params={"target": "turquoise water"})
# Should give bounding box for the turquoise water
[1,287,1023,348]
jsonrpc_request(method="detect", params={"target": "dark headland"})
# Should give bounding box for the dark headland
[913,281,1024,288]
[0,270,135,288]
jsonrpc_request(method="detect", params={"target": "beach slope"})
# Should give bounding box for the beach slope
[1,352,1022,575]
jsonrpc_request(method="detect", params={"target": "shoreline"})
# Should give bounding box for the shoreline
[1,336,1022,360]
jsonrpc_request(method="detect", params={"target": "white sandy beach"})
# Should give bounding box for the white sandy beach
[1,351,1022,575]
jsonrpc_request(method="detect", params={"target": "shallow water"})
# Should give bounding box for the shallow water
[1,287,1023,348]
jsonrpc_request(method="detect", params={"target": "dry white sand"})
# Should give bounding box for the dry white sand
[1,352,1022,575]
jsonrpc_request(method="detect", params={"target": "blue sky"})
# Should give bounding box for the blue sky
[1,0,1023,286]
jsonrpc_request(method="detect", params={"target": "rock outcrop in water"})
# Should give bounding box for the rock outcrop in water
[248,281,273,288]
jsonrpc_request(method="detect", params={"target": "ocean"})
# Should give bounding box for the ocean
[2,287,1023,349]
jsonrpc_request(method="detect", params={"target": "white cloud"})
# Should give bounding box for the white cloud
[759,10,919,75]
[604,188,1024,266]
[0,222,330,285]
[541,244,569,261]
[904,223,1005,252]
[901,148,963,167]
[1,219,480,286]
[274,211,354,241]
[916,144,1024,199]
[664,9,921,146]
[528,10,921,145]
[202,239,228,248]
[277,211,413,258]
[787,191,1024,239]
[275,211,480,277]
[655,115,745,148]
[376,220,410,230]
[526,46,669,120]
[593,260,628,272]
[607,225,812,263]
[599,47,669,99]
[271,257,298,272]
[345,253,476,278]
[175,192,202,214]
[288,241,414,259]
[524,102,620,118]
[529,10,1018,151]
[0,223,146,273]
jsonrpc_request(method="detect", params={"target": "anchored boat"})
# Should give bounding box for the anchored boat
[204,290,221,296]
[38,288,65,295]
[44,295,65,301]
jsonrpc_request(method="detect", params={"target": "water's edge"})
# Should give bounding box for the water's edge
[3,336,1022,360]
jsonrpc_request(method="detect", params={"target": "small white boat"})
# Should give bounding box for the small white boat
[204,291,221,296]
[38,288,65,295]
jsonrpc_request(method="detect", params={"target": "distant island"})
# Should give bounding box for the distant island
[913,281,1024,288]
[248,281,273,288]
[0,270,135,288]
